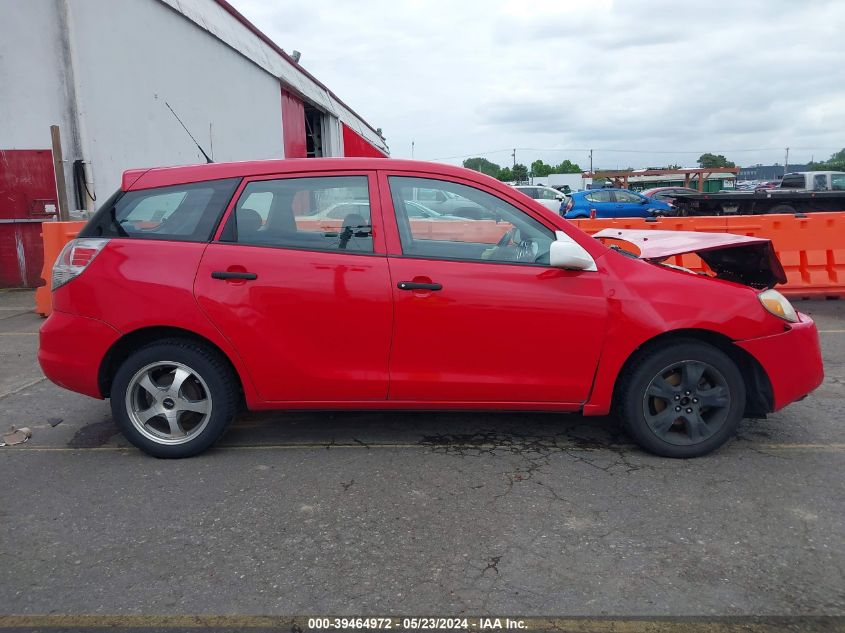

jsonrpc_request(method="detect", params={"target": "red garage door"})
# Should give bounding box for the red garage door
[281,88,307,159]
[0,150,58,288]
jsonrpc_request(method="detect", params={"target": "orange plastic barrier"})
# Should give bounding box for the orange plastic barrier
[573,213,845,298]
[35,221,86,317]
[34,214,844,317]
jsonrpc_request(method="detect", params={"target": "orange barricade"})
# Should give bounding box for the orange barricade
[33,214,845,317]
[35,221,86,317]
[572,213,845,299]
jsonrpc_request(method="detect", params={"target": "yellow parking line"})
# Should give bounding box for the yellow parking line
[818,329,845,333]
[0,331,38,335]
[0,615,837,631]
[7,442,845,453]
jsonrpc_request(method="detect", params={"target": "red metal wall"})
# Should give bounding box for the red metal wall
[281,88,307,159]
[0,150,58,288]
[342,123,387,158]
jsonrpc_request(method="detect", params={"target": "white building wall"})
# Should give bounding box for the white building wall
[0,1,79,192]
[0,0,386,211]
[66,0,284,200]
[160,0,388,155]
[0,1,69,149]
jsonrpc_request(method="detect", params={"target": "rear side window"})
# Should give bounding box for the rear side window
[779,174,805,189]
[81,178,240,242]
[586,191,612,202]
[223,176,373,253]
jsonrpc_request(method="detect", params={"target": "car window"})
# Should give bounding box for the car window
[614,191,642,203]
[225,176,373,253]
[585,191,612,203]
[416,188,446,203]
[389,176,554,265]
[813,174,827,191]
[537,188,559,200]
[832,175,845,191]
[780,174,805,188]
[83,178,240,242]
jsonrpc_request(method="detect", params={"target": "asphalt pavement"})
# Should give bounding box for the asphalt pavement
[0,289,843,628]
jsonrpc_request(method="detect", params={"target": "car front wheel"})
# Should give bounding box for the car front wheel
[110,338,238,458]
[616,340,746,458]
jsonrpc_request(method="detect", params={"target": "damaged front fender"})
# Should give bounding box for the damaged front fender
[592,229,787,289]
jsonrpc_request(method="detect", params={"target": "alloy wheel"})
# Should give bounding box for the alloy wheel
[125,361,213,445]
[641,360,731,446]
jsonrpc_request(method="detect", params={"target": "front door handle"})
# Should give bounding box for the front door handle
[397,281,442,291]
[211,271,257,280]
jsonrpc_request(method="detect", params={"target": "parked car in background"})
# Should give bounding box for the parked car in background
[753,181,779,191]
[641,187,701,205]
[562,189,674,218]
[412,186,493,219]
[39,158,822,460]
[513,185,566,212]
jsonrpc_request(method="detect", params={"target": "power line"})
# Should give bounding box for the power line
[425,146,842,162]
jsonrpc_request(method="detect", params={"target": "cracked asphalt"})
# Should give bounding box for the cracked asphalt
[0,289,843,620]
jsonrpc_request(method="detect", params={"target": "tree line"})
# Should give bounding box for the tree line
[462,157,582,183]
[461,149,844,182]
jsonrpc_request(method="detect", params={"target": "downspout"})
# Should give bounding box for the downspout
[56,0,94,215]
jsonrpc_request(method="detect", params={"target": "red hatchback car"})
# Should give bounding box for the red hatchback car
[39,159,823,458]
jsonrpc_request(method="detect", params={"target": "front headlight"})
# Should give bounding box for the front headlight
[758,289,798,323]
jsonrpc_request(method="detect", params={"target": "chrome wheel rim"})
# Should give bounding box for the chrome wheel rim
[125,361,212,445]
[642,360,731,446]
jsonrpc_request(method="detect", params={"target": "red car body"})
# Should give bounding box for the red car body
[39,159,823,454]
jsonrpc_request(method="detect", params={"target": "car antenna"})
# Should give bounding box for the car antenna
[164,101,213,163]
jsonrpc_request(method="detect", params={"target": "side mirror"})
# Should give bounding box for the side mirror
[640,196,650,203]
[555,194,564,201]
[549,231,597,271]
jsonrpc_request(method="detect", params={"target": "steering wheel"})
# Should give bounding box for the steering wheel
[516,239,540,261]
[496,227,518,248]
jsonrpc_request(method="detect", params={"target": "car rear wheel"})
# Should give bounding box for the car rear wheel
[110,338,238,458]
[616,340,746,458]
[768,204,797,215]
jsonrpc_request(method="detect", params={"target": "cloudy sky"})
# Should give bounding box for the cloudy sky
[234,0,844,171]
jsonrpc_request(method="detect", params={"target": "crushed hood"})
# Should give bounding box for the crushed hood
[593,229,787,289]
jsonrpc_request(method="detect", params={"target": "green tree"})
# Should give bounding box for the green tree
[553,159,582,174]
[462,157,502,178]
[497,166,513,182]
[512,163,529,182]
[808,148,845,171]
[530,160,554,177]
[697,153,736,168]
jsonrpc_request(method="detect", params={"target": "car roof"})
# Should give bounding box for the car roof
[122,158,488,191]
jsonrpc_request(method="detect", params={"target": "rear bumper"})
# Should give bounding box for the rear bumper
[38,310,121,399]
[735,313,824,412]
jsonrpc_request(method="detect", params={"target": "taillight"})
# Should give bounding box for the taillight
[589,208,597,219]
[565,198,573,212]
[52,238,110,290]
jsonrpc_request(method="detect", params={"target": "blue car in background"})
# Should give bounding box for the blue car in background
[561,189,674,219]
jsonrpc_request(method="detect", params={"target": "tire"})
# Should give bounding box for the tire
[110,338,238,458]
[616,340,746,458]
[768,204,797,214]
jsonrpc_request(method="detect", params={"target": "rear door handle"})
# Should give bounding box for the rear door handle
[211,271,257,280]
[397,281,442,291]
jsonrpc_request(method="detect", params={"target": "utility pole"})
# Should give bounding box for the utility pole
[784,147,789,176]
[511,148,516,168]
[589,149,594,174]
[411,140,414,159]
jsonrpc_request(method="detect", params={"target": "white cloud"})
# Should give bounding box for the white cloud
[233,0,845,169]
